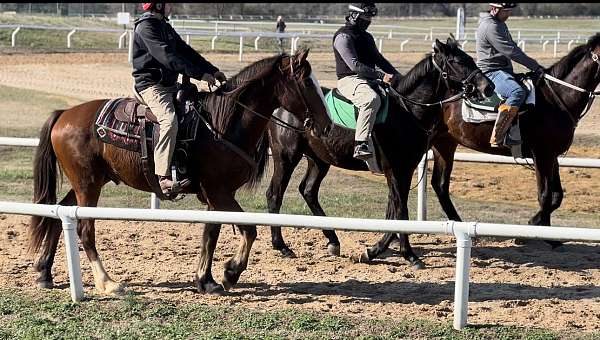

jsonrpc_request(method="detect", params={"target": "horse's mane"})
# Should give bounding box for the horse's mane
[394,53,433,94]
[203,54,285,134]
[549,33,600,79]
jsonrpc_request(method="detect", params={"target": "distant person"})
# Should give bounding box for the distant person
[476,3,545,147]
[332,2,401,160]
[276,15,286,53]
[132,2,226,194]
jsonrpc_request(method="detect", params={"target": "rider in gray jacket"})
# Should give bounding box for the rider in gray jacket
[476,3,544,147]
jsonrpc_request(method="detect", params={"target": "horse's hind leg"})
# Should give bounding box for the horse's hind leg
[34,189,77,288]
[223,223,257,290]
[73,181,124,295]
[299,156,340,256]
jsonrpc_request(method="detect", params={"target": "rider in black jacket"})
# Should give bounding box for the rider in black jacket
[132,3,226,195]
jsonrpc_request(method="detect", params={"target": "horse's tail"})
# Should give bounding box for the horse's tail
[29,109,64,254]
[244,130,270,190]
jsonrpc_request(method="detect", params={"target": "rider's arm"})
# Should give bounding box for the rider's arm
[172,28,220,75]
[375,51,400,76]
[136,20,206,80]
[485,23,541,71]
[333,33,383,80]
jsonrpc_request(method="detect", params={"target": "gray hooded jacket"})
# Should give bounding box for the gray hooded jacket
[476,12,540,74]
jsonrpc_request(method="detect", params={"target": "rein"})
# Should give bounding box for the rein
[541,50,600,127]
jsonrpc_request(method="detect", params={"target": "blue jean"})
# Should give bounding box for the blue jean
[485,70,527,107]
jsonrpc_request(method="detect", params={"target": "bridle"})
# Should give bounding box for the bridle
[387,52,485,135]
[231,54,316,134]
[541,50,600,128]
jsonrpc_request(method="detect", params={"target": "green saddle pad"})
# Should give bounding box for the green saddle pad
[464,93,503,112]
[325,88,389,129]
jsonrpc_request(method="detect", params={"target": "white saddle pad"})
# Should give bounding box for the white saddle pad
[462,79,536,124]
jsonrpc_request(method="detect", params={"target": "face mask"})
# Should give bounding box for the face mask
[355,17,371,31]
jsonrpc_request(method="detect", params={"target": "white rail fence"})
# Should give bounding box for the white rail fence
[1,201,600,330]
[1,23,595,60]
[416,151,600,221]
[2,137,600,330]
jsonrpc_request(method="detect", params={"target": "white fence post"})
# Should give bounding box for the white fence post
[67,29,77,49]
[542,40,549,52]
[150,193,160,209]
[254,36,261,50]
[567,39,575,51]
[400,39,410,52]
[518,40,525,52]
[211,35,218,50]
[128,30,134,63]
[378,38,383,52]
[452,223,473,330]
[239,35,244,62]
[417,152,428,221]
[186,34,190,45]
[118,31,128,49]
[460,40,468,50]
[553,40,558,58]
[11,26,21,47]
[58,207,84,302]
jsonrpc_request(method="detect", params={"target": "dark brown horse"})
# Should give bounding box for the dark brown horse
[266,38,494,267]
[426,33,600,249]
[28,49,331,295]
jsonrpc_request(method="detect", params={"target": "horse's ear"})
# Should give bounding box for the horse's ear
[295,48,310,65]
[433,39,445,53]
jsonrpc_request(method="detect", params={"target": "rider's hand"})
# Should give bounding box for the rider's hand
[201,73,216,87]
[214,71,227,84]
[382,73,395,85]
[533,66,545,84]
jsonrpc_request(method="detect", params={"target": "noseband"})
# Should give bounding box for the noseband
[431,52,482,95]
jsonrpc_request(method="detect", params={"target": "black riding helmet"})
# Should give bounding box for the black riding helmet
[348,2,378,19]
[489,3,518,9]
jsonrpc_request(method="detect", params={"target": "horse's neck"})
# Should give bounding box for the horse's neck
[405,73,448,126]
[230,88,278,153]
[551,57,600,118]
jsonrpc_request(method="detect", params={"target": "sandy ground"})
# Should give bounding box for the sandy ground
[1,52,600,331]
[1,214,599,331]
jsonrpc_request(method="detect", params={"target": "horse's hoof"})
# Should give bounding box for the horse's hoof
[411,259,426,270]
[514,238,530,245]
[327,243,341,257]
[36,280,54,289]
[350,249,370,264]
[195,278,225,295]
[104,281,125,295]
[276,247,296,258]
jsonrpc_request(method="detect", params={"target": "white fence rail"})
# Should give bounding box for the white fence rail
[416,151,600,221]
[1,201,600,330]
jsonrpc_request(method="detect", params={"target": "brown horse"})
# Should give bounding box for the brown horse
[28,49,331,295]
[266,38,494,266]
[427,33,600,248]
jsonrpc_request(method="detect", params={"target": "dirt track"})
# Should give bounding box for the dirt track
[1,52,600,331]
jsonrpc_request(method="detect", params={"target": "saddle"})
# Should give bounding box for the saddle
[94,82,204,200]
[462,76,536,159]
[324,86,389,130]
[324,85,389,175]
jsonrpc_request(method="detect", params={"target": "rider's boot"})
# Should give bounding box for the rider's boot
[159,175,191,195]
[490,104,519,148]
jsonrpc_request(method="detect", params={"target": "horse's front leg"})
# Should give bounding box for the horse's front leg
[430,139,462,221]
[299,157,340,256]
[528,155,563,249]
[195,222,224,295]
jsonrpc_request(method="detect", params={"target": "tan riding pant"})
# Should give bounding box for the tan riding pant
[139,84,178,177]
[337,75,381,142]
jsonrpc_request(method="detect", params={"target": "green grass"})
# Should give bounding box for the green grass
[0,288,595,339]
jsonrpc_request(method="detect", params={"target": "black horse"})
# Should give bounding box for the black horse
[426,33,600,245]
[266,38,494,267]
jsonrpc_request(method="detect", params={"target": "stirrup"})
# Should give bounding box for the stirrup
[160,178,191,195]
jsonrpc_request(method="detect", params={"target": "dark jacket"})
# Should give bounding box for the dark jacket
[132,12,219,92]
[332,23,398,80]
[276,20,286,33]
